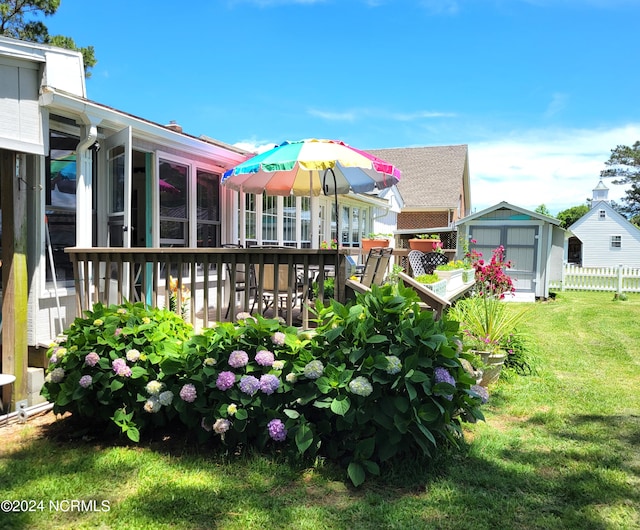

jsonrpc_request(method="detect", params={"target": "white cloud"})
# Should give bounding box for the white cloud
[233,140,277,153]
[468,124,640,215]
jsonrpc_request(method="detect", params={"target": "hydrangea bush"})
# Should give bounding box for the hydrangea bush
[42,284,486,486]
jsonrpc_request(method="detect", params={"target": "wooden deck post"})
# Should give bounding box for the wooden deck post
[1,150,29,410]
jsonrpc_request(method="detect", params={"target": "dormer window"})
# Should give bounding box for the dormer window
[599,209,606,219]
[611,235,622,248]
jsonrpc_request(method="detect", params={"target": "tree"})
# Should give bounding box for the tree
[535,204,552,217]
[0,0,95,77]
[600,141,640,221]
[557,204,589,229]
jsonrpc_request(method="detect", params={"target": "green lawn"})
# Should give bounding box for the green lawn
[1,291,639,530]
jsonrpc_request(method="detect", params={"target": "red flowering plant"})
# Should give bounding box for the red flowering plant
[472,245,515,299]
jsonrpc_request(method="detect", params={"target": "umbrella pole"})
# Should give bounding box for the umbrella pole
[322,168,341,302]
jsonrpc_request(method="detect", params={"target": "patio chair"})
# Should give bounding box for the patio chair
[255,262,304,318]
[222,244,257,318]
[408,250,427,277]
[360,247,393,287]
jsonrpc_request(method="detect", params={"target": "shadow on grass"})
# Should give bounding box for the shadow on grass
[1,411,639,530]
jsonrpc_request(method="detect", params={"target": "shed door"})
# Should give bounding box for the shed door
[469,225,538,293]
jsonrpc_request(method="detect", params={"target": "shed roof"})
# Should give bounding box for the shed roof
[367,145,469,210]
[457,201,562,226]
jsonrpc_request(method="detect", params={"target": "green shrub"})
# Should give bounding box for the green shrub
[42,284,486,486]
[41,301,195,442]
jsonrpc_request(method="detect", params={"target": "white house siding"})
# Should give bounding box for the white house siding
[570,202,640,268]
[0,58,43,154]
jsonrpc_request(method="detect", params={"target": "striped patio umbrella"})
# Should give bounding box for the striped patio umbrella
[221,139,401,196]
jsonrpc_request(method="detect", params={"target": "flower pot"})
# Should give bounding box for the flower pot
[422,279,447,297]
[361,238,390,252]
[436,268,464,291]
[475,351,506,387]
[408,239,441,252]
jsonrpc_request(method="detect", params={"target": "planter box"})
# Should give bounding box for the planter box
[436,268,464,291]
[462,269,475,284]
[422,279,447,297]
[408,239,440,252]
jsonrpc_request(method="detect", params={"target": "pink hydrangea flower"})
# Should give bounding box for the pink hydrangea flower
[112,358,132,377]
[179,383,197,402]
[85,352,100,367]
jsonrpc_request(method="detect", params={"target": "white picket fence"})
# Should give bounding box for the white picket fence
[550,264,640,293]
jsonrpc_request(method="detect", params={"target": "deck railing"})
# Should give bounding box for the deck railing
[549,264,640,294]
[65,247,346,328]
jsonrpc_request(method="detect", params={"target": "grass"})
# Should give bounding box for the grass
[1,291,639,529]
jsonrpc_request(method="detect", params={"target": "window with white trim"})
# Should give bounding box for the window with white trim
[611,235,622,248]
[599,209,606,219]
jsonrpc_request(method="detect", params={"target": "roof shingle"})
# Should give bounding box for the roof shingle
[368,145,468,209]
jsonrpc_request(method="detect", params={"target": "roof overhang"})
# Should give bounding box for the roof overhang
[40,88,249,168]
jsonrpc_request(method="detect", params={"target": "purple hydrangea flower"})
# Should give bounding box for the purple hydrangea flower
[303,360,324,379]
[259,374,280,395]
[434,367,456,386]
[228,350,249,368]
[471,384,489,404]
[267,418,287,442]
[79,375,93,388]
[271,332,286,347]
[85,352,100,367]
[255,350,275,367]
[238,375,260,396]
[112,358,132,377]
[179,383,197,402]
[216,371,236,391]
[434,367,455,400]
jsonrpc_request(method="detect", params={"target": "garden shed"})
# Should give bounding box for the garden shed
[456,202,565,299]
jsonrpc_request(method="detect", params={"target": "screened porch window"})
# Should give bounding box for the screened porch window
[196,169,220,248]
[46,129,92,283]
[159,160,188,246]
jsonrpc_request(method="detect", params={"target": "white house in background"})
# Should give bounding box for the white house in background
[567,181,640,267]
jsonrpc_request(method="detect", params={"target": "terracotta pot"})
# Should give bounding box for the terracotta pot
[408,239,441,252]
[361,238,390,252]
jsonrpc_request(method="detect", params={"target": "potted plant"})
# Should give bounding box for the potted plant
[448,296,528,386]
[414,272,447,297]
[409,233,441,252]
[361,233,391,252]
[435,260,465,290]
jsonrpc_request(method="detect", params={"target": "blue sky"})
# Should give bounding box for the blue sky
[47,0,640,214]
